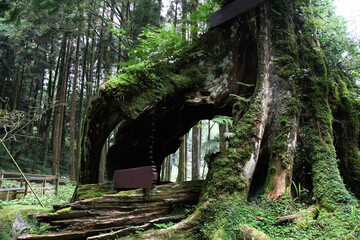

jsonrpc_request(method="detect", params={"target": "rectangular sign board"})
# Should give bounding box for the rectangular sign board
[113,165,158,189]
[209,0,267,28]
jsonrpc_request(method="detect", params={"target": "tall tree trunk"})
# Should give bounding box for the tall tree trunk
[31,68,46,171]
[219,123,229,152]
[104,6,114,76]
[98,143,106,183]
[75,34,89,180]
[176,134,187,182]
[87,26,97,101]
[191,123,201,180]
[12,65,21,111]
[181,0,187,39]
[0,77,5,98]
[96,1,106,90]
[59,42,73,168]
[190,0,199,41]
[52,34,68,175]
[166,154,172,181]
[69,34,81,181]
[43,45,58,167]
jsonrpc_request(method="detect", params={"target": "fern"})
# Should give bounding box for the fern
[202,136,221,156]
[223,132,235,139]
[229,94,251,102]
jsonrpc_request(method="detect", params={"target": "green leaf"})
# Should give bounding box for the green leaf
[229,94,251,102]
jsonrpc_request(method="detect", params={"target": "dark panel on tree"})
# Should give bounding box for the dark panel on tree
[113,165,157,189]
[209,0,267,27]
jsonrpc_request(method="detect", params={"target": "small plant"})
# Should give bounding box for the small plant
[229,94,251,103]
[154,221,175,229]
[292,181,301,202]
[352,202,356,221]
[285,186,290,198]
[314,205,322,218]
[211,115,234,126]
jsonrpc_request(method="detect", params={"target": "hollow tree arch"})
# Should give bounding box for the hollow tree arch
[80,0,360,220]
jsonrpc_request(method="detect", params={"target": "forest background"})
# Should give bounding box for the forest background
[0,0,359,184]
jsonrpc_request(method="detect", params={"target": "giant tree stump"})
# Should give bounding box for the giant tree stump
[18,181,203,240]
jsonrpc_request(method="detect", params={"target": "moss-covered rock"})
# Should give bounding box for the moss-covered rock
[0,205,51,239]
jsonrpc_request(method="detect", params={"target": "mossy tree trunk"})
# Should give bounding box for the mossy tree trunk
[80,0,359,237]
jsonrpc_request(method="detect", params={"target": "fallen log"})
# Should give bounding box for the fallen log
[18,181,203,240]
[87,214,186,240]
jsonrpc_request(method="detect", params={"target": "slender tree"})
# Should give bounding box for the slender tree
[191,123,201,180]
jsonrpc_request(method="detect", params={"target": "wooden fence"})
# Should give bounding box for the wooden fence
[0,170,63,201]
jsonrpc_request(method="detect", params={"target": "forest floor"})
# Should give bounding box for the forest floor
[0,181,358,240]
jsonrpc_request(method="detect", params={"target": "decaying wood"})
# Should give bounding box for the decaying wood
[18,181,202,240]
[276,206,316,223]
[87,215,185,240]
[276,213,301,222]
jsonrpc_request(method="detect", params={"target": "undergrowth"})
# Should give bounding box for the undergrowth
[200,196,360,239]
[0,183,75,209]
[0,184,75,239]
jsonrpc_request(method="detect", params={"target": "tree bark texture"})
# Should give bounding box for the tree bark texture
[176,134,187,182]
[52,34,68,175]
[69,34,81,181]
[192,124,201,180]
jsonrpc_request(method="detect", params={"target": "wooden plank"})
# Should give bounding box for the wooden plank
[209,0,267,28]
[1,170,58,179]
[0,187,25,191]
[0,170,4,189]
[113,165,158,189]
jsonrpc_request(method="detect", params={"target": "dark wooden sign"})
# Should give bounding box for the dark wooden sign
[209,0,267,28]
[113,165,158,189]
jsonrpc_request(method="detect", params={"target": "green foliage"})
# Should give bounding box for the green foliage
[229,94,251,102]
[201,136,221,156]
[114,23,188,67]
[198,197,360,240]
[211,115,233,126]
[154,221,175,229]
[297,0,360,73]
[0,183,75,210]
[292,181,301,202]
[188,0,220,24]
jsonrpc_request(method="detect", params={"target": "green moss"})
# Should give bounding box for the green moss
[0,205,51,239]
[240,225,270,240]
[100,64,207,120]
[204,92,264,200]
[75,181,115,201]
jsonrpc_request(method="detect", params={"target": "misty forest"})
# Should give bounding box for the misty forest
[0,0,360,239]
